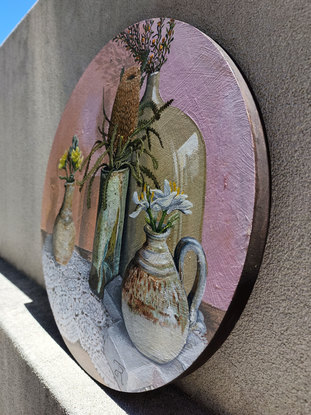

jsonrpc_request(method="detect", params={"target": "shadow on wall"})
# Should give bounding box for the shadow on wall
[0,258,213,415]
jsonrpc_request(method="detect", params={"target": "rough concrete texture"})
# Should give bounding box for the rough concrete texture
[0,259,211,415]
[0,0,310,414]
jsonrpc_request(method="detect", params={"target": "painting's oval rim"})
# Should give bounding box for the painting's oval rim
[40,18,270,392]
[177,32,270,380]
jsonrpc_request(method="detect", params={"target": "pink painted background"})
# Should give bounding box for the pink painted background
[41,21,255,311]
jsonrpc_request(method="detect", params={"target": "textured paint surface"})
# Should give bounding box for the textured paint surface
[41,21,255,311]
[52,182,76,265]
[0,259,209,414]
[89,168,129,297]
[122,227,191,364]
[120,70,207,285]
[0,0,309,413]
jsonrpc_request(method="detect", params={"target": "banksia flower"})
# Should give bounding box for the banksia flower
[108,66,140,147]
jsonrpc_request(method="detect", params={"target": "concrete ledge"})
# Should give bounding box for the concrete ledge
[0,258,211,415]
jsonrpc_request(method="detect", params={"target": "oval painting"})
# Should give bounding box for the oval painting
[41,18,269,392]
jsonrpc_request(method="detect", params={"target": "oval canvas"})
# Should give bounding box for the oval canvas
[41,19,269,392]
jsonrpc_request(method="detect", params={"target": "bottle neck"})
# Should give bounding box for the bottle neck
[144,225,170,251]
[141,72,164,106]
[137,226,176,277]
[61,182,75,214]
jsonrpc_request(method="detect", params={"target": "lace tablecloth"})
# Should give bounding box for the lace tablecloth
[42,234,208,392]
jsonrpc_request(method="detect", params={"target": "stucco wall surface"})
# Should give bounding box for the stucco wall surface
[0,0,310,414]
[0,259,210,415]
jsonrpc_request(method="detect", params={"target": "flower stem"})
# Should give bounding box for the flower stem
[146,207,156,231]
[157,210,167,232]
[65,164,69,182]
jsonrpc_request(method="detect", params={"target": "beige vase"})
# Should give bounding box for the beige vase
[53,181,76,265]
[120,71,207,293]
[122,225,207,364]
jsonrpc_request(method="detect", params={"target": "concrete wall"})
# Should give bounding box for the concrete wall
[0,0,309,414]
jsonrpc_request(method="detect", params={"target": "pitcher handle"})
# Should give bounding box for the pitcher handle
[174,237,207,327]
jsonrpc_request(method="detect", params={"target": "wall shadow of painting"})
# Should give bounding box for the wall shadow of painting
[41,18,260,392]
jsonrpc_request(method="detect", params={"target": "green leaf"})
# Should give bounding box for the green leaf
[77,150,108,187]
[147,127,163,148]
[79,140,105,187]
[167,212,180,224]
[102,88,111,123]
[72,135,79,149]
[158,99,173,114]
[123,162,142,185]
[143,148,158,169]
[139,100,158,116]
[140,165,160,188]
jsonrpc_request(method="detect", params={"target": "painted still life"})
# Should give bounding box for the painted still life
[41,19,268,392]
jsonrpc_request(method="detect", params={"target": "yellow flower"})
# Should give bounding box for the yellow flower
[76,156,83,169]
[58,150,68,169]
[71,146,83,169]
[159,44,163,50]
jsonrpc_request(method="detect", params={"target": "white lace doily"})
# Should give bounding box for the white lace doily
[42,234,118,386]
[42,233,208,392]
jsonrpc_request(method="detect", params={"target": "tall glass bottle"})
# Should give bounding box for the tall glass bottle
[120,72,206,292]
